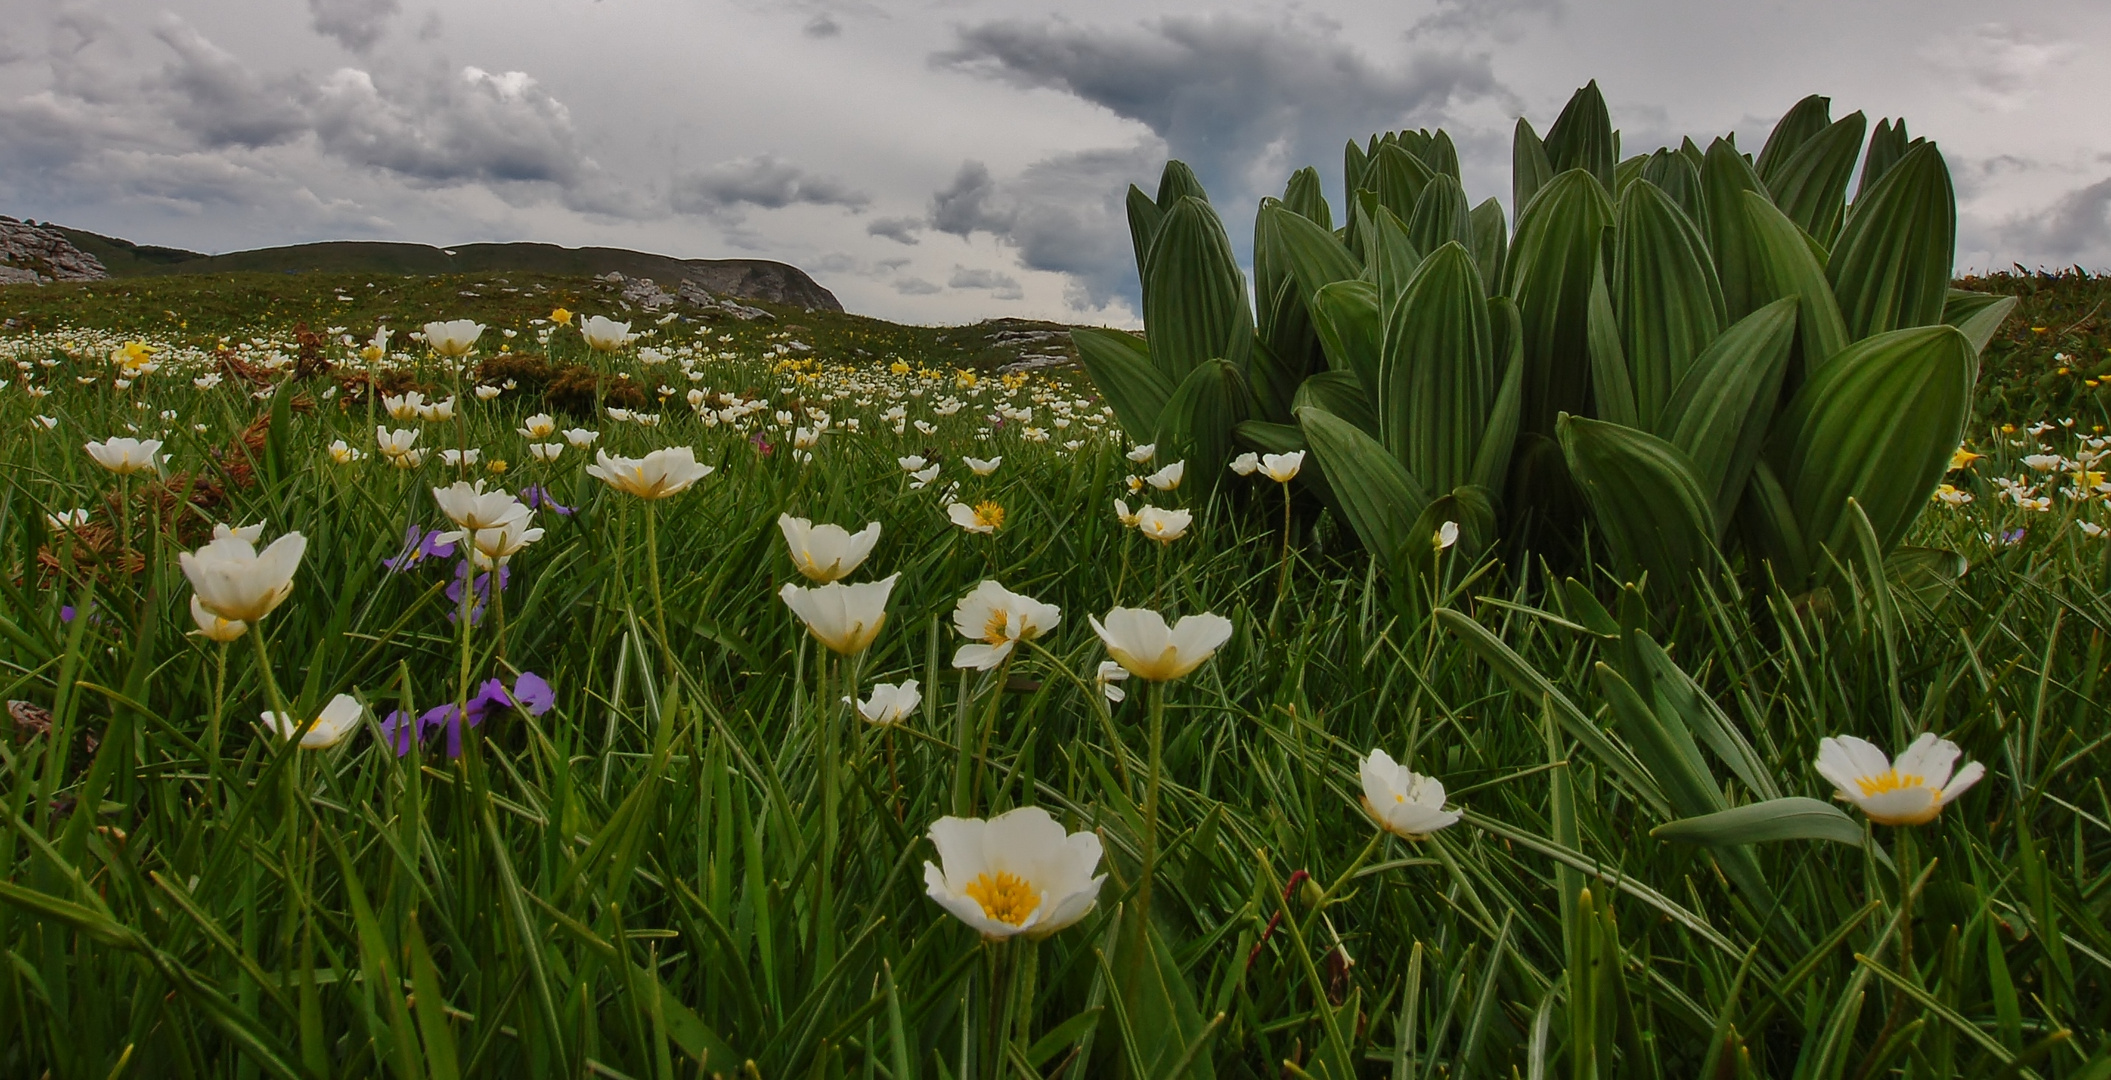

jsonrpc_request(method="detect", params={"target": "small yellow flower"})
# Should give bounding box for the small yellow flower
[487,459,509,475]
[890,360,911,375]
[1948,447,1982,471]
[956,369,978,388]
[551,307,573,325]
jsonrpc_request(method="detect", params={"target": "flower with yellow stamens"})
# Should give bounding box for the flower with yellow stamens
[923,806,1105,939]
[947,500,1005,534]
[950,580,1059,670]
[1813,733,1984,826]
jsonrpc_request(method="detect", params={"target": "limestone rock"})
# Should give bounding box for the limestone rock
[0,217,110,284]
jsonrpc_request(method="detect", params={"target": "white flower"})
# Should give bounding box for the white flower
[1112,498,1141,528]
[327,439,364,464]
[1134,505,1191,543]
[188,595,247,642]
[423,320,484,358]
[951,580,1060,669]
[1144,461,1185,491]
[455,518,544,569]
[1089,607,1233,682]
[1229,452,1259,476]
[779,574,899,655]
[855,680,921,725]
[1435,521,1460,551]
[898,455,929,472]
[923,806,1105,940]
[213,522,266,544]
[778,514,882,583]
[439,448,482,468]
[1359,749,1460,839]
[46,509,90,531]
[2082,521,2106,538]
[180,530,308,623]
[562,428,600,448]
[963,455,1003,476]
[85,437,163,475]
[1095,660,1130,703]
[473,384,501,401]
[909,464,941,489]
[519,413,557,439]
[529,442,564,462]
[1813,733,1984,826]
[947,501,1006,534]
[1126,443,1157,464]
[586,447,713,499]
[383,391,425,421]
[432,481,529,531]
[580,315,632,352]
[1259,451,1304,483]
[263,693,363,750]
[377,427,421,459]
[416,396,457,422]
[2022,454,2065,473]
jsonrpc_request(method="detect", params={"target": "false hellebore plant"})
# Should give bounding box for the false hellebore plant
[1074,81,2014,601]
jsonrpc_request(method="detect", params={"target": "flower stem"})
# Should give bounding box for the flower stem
[816,653,839,974]
[1138,679,1167,923]
[643,500,672,685]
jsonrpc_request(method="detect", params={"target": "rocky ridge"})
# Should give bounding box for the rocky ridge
[0,217,110,285]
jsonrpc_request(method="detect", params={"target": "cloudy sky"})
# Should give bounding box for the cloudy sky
[3,0,2107,324]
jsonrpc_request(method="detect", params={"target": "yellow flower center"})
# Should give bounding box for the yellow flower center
[982,608,1014,644]
[963,871,1037,926]
[973,502,1005,530]
[1854,770,1925,797]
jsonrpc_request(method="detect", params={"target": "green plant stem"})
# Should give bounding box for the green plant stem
[816,652,839,975]
[1138,678,1166,924]
[643,500,672,684]
[1277,480,1292,606]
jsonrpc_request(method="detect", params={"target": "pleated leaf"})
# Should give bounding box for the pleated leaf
[1542,81,1616,189]
[1587,262,1638,428]
[1343,140,1370,226]
[1827,141,1956,341]
[1073,327,1173,443]
[1141,195,1254,383]
[1408,174,1477,268]
[1942,289,2018,360]
[1612,179,1727,425]
[1857,118,1910,201]
[1506,169,1615,436]
[1311,279,1383,401]
[1281,166,1332,229]
[1293,369,1379,438]
[1154,358,1252,483]
[1125,185,1162,282]
[1755,94,1834,190]
[1653,798,1865,848]
[1470,197,1508,296]
[1658,296,1800,527]
[1298,404,1429,562]
[1424,130,1463,179]
[1640,148,1707,229]
[1559,414,1719,584]
[1470,297,1526,492]
[1733,191,1852,393]
[1768,324,1975,566]
[1702,137,1773,321]
[1512,118,1555,226]
[1366,142,1436,224]
[1764,111,1866,247]
[1381,242,1493,492]
[1368,204,1425,318]
[1257,203,1362,310]
[1613,153,1649,197]
[1155,159,1207,208]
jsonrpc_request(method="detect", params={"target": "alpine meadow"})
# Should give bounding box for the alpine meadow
[6,81,2111,1079]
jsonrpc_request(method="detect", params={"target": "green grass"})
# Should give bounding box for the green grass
[0,270,2106,1078]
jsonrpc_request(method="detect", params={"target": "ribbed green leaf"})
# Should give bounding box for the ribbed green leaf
[1512,118,1554,226]
[1659,297,1799,526]
[1559,414,1718,583]
[1739,190,1851,386]
[1298,404,1428,562]
[1636,634,1779,800]
[1292,370,1378,438]
[1701,137,1773,321]
[1587,262,1638,428]
[1073,327,1173,443]
[1828,141,1956,340]
[1367,205,1423,318]
[1507,169,1615,436]
[1249,319,1310,426]
[1155,159,1206,208]
[1470,197,1508,296]
[1408,174,1476,268]
[1739,459,1809,588]
[1942,289,2018,360]
[1595,662,1725,820]
[1154,358,1251,482]
[1257,203,1362,309]
[1310,278,1383,400]
[1755,94,1834,189]
[1471,297,1525,492]
[1281,166,1332,229]
[1652,798,1865,848]
[1366,142,1436,224]
[1765,112,1866,247]
[1141,195,1254,383]
[1613,153,1648,197]
[1641,148,1707,229]
[1857,118,1910,200]
[1769,324,1975,566]
[1542,81,1615,189]
[1613,179,1727,425]
[1125,185,1161,285]
[1381,242,1492,492]
[1425,130,1462,180]
[1344,139,1370,212]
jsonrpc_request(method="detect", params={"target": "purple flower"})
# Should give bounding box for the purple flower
[2002,527,2026,545]
[750,430,774,456]
[385,524,456,572]
[60,605,76,624]
[444,561,511,626]
[521,484,573,516]
[382,672,555,757]
[380,709,417,755]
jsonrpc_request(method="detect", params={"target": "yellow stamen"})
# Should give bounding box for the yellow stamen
[1853,770,1925,797]
[973,501,1005,530]
[963,871,1037,926]
[982,608,1012,645]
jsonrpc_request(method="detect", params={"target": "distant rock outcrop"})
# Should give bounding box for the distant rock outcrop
[0,217,110,284]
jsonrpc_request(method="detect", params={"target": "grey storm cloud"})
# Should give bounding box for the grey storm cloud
[948,266,1024,301]
[672,154,870,215]
[866,216,924,244]
[150,18,311,148]
[309,0,402,53]
[920,145,1169,309]
[894,277,942,295]
[2006,175,2111,265]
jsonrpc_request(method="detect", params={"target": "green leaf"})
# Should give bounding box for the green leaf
[1739,191,1852,380]
[1471,297,1525,492]
[1559,414,1719,582]
[1381,242,1492,493]
[1155,159,1207,207]
[1701,137,1775,321]
[1857,118,1910,200]
[1423,129,1462,179]
[1343,138,1370,213]
[1658,296,1800,524]
[1470,197,1508,296]
[1594,662,1724,820]
[1942,288,2017,360]
[1298,404,1427,561]
[1512,117,1554,225]
[1281,165,1332,229]
[1755,94,1835,190]
[1652,798,1866,848]
[1768,324,1975,570]
[1365,142,1436,223]
[1887,545,1968,619]
[1614,152,1649,197]
[1612,179,1726,424]
[1293,369,1378,438]
[1155,358,1252,482]
[1738,459,1810,588]
[1828,141,1956,340]
[1073,327,1173,443]
[1407,174,1475,268]
[1142,195,1254,383]
[1367,204,1424,318]
[1640,148,1707,229]
[1587,261,1639,428]
[1635,634,1780,800]
[1764,111,1866,247]
[1310,278,1383,400]
[1125,185,1162,283]
[1542,81,1616,189]
[1507,169,1615,436]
